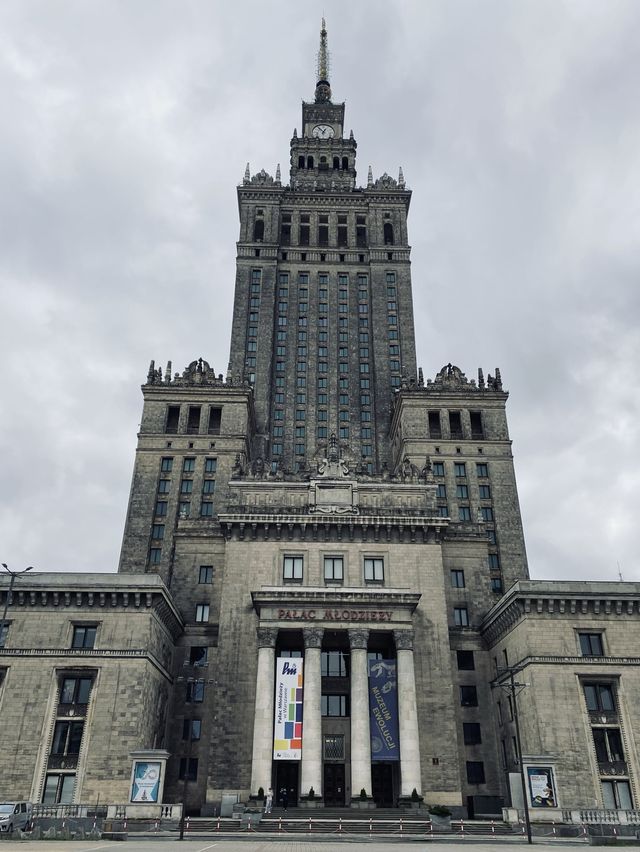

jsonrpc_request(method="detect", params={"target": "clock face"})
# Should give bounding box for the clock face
[312,124,335,139]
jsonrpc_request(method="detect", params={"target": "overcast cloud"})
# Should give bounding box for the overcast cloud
[1,0,639,581]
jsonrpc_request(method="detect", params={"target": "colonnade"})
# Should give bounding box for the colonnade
[249,625,421,801]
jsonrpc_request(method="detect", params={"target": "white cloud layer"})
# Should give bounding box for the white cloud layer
[1,0,638,580]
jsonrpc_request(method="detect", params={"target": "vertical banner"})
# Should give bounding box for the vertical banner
[368,659,400,761]
[130,761,161,802]
[527,766,557,807]
[273,658,304,760]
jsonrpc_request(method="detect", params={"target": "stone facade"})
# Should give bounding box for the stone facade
[0,20,637,823]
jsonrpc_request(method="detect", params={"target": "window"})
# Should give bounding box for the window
[183,719,202,741]
[458,507,472,522]
[71,625,97,650]
[583,682,615,712]
[364,557,384,582]
[51,720,84,755]
[204,458,217,474]
[463,723,482,745]
[283,556,303,581]
[488,553,500,570]
[454,463,466,477]
[460,685,478,707]
[479,485,491,500]
[187,406,201,434]
[470,411,484,438]
[42,773,76,804]
[456,484,469,499]
[476,463,489,478]
[157,479,170,494]
[155,501,167,516]
[149,548,162,564]
[480,507,494,522]
[165,405,180,434]
[178,758,199,780]
[451,570,465,588]
[183,458,195,473]
[324,734,345,760]
[178,501,190,518]
[454,607,469,627]
[202,480,215,494]
[151,523,165,539]
[200,501,214,517]
[602,780,633,810]
[160,457,173,473]
[491,577,504,594]
[324,556,344,582]
[457,650,475,671]
[0,623,8,647]
[180,480,193,494]
[466,761,486,784]
[428,411,442,438]
[186,680,204,703]
[189,646,208,666]
[321,651,348,677]
[195,604,210,622]
[579,633,604,657]
[438,505,449,518]
[199,565,213,584]
[321,695,349,716]
[436,484,447,499]
[449,411,463,438]
[60,676,93,705]
[593,728,625,763]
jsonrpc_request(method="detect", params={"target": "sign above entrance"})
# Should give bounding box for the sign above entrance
[277,608,393,623]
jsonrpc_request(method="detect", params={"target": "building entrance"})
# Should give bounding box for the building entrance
[275,762,299,808]
[323,763,345,806]
[372,763,395,807]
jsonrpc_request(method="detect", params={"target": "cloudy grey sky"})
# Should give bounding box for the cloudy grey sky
[1,0,639,581]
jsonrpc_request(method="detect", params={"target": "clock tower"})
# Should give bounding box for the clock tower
[228,18,416,474]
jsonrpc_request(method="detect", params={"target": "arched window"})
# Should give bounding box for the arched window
[307,156,314,169]
[253,219,264,242]
[333,157,340,170]
[384,222,394,245]
[342,157,349,170]
[298,155,305,168]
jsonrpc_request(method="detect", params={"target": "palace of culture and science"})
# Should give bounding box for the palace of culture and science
[2,21,640,823]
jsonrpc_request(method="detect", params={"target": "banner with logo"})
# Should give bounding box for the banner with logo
[273,657,304,760]
[368,659,400,761]
[130,761,161,802]
[527,766,557,807]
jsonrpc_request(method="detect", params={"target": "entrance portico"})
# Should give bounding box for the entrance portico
[250,587,421,806]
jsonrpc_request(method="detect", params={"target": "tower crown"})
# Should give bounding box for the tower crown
[315,17,332,103]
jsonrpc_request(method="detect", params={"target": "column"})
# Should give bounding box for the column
[394,628,422,796]
[250,626,278,796]
[300,627,323,798]
[349,629,372,799]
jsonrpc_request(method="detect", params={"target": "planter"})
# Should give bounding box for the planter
[298,798,324,809]
[350,798,376,809]
[429,814,452,831]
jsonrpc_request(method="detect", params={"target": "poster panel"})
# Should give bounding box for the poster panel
[130,761,161,803]
[273,657,304,760]
[368,659,400,761]
[527,766,557,807]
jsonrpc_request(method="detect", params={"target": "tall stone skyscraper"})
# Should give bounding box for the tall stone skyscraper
[227,19,416,474]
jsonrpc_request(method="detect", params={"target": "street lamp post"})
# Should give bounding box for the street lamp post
[0,564,33,647]
[495,664,533,845]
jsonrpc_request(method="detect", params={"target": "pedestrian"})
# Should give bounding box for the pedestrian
[279,786,288,810]
[265,787,273,813]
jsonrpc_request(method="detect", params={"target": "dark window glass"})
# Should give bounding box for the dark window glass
[449,411,463,438]
[584,682,615,712]
[178,758,198,780]
[466,761,486,784]
[580,633,604,656]
[454,462,466,477]
[187,406,201,434]
[463,723,482,745]
[476,463,489,477]
[189,646,208,666]
[470,410,484,438]
[199,565,213,584]
[457,650,475,671]
[460,685,478,707]
[166,406,180,434]
[433,462,445,477]
[186,681,205,703]
[160,457,173,472]
[321,694,349,716]
[72,626,97,650]
[454,607,469,626]
[208,407,222,435]
[183,719,202,741]
[451,570,465,588]
[428,411,441,438]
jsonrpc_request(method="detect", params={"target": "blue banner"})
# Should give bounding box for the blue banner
[368,659,400,761]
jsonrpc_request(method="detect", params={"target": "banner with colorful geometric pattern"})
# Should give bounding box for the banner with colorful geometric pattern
[273,657,304,760]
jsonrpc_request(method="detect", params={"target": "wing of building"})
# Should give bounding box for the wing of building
[1,20,638,825]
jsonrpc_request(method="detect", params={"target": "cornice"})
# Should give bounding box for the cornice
[251,586,421,613]
[0,648,173,680]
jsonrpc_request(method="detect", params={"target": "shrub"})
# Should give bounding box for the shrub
[308,787,316,799]
[257,787,264,799]
[429,805,452,817]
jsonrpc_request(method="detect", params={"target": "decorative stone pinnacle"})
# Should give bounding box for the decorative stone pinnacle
[275,163,281,184]
[398,166,405,188]
[367,165,373,188]
[243,163,250,184]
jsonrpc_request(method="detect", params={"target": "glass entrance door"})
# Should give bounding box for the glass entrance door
[372,763,394,806]
[275,762,299,808]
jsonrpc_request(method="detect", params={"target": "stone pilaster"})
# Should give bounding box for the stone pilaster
[300,627,323,799]
[394,629,422,796]
[349,628,372,800]
[250,626,278,795]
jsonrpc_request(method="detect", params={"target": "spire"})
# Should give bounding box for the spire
[315,18,332,103]
[243,163,250,185]
[367,165,373,188]
[275,163,281,184]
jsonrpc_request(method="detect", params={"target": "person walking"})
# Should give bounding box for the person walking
[265,787,273,814]
[279,786,288,810]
